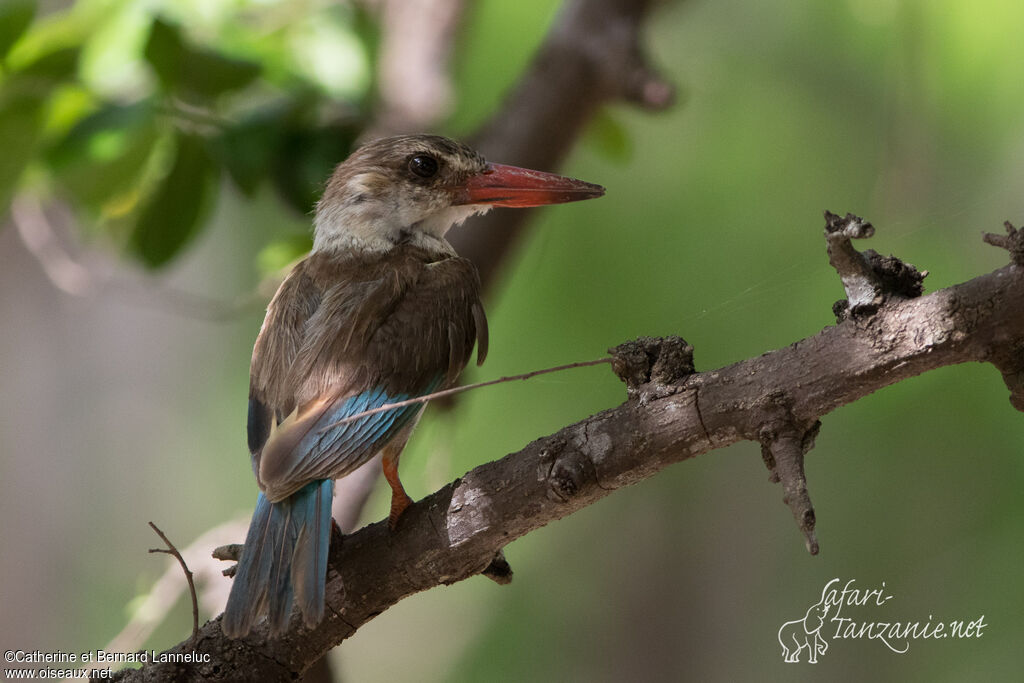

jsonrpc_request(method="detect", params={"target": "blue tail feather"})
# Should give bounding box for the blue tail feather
[223,479,334,637]
[224,381,442,637]
[291,477,333,627]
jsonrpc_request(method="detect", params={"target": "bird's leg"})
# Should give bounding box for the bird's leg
[381,444,413,529]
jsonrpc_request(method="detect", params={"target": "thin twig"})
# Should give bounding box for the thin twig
[148,521,200,642]
[155,100,233,130]
[318,357,613,432]
[10,194,269,321]
[97,519,245,664]
[112,284,267,322]
[11,195,96,296]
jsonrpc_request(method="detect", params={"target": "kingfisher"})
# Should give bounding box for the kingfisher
[221,134,604,637]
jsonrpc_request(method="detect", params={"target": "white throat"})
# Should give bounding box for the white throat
[312,202,491,255]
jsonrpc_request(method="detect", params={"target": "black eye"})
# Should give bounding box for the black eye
[408,154,439,178]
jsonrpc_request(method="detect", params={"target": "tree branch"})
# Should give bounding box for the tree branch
[363,0,468,138]
[450,0,675,292]
[110,217,1024,682]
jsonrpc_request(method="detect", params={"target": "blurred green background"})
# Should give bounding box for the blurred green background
[1,0,1023,681]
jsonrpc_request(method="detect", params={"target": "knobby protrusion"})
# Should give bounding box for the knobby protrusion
[565,0,676,112]
[622,63,676,110]
[538,438,598,504]
[979,222,1024,411]
[609,336,694,399]
[759,421,821,555]
[998,358,1024,413]
[863,250,927,299]
[212,543,243,577]
[989,341,1024,413]
[982,220,1024,267]
[825,211,926,320]
[481,549,514,585]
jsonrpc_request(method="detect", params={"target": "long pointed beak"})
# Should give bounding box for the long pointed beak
[452,163,605,208]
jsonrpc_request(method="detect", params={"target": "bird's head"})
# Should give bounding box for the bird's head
[313,134,604,253]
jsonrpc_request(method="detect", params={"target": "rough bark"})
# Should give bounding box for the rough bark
[109,219,1024,682]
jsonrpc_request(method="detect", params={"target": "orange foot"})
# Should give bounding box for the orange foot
[382,448,413,529]
[388,490,413,530]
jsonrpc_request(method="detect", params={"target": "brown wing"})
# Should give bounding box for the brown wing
[252,247,486,500]
[364,252,485,395]
[247,260,321,455]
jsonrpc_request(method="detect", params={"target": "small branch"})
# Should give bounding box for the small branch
[317,357,612,432]
[982,221,1024,409]
[148,522,200,643]
[824,210,881,311]
[113,282,267,323]
[155,99,232,131]
[480,550,513,585]
[825,210,928,319]
[11,195,96,297]
[212,544,243,573]
[983,220,1024,267]
[759,418,821,555]
[98,519,247,667]
[609,336,695,400]
[10,194,269,322]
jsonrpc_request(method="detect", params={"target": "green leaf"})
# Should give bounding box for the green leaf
[47,102,160,210]
[0,44,79,219]
[0,82,46,218]
[216,107,287,196]
[0,0,35,62]
[18,47,79,83]
[271,123,358,214]
[48,102,152,167]
[184,51,261,100]
[143,19,186,90]
[129,133,214,268]
[144,19,260,100]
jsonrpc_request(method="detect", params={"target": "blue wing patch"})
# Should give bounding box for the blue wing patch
[264,377,443,492]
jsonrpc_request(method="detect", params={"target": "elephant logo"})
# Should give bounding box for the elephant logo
[778,586,831,663]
